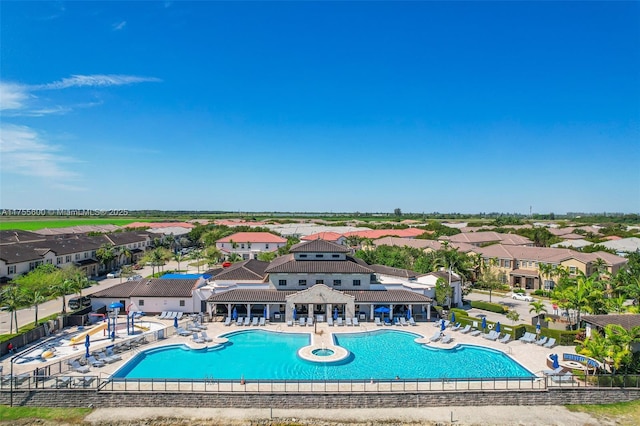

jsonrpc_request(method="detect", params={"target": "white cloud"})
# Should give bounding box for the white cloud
[0,124,84,188]
[0,83,30,110]
[112,21,126,31]
[36,74,161,90]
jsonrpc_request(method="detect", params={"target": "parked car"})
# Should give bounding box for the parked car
[107,270,121,279]
[127,274,143,281]
[512,293,534,302]
[68,296,92,310]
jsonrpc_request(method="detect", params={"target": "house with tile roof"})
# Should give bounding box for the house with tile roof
[300,231,346,245]
[442,231,533,247]
[206,239,434,323]
[215,232,287,260]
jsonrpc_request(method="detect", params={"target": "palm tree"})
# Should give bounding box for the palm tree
[189,249,203,273]
[228,253,243,263]
[54,278,82,314]
[118,246,133,267]
[24,289,46,325]
[204,247,222,267]
[257,251,277,262]
[96,243,116,274]
[1,285,23,334]
[173,252,184,273]
[602,324,640,373]
[575,331,608,370]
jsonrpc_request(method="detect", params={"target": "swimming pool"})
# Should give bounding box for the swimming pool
[113,329,534,380]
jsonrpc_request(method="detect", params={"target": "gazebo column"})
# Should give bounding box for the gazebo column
[426,303,431,321]
[389,304,394,320]
[327,304,332,322]
[227,303,232,318]
[370,304,374,320]
[308,303,313,321]
[247,303,252,318]
[266,304,270,320]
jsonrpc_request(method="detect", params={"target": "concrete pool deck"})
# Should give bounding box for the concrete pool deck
[2,316,572,380]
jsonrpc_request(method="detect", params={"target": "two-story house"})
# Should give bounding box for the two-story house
[216,232,287,260]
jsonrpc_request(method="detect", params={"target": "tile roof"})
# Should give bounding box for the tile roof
[582,314,640,331]
[91,278,200,298]
[125,222,195,229]
[342,228,427,239]
[373,237,443,250]
[0,244,48,263]
[212,259,270,281]
[289,239,350,253]
[445,232,532,246]
[301,232,344,242]
[368,264,418,279]
[509,269,540,277]
[0,230,46,245]
[207,288,431,303]
[473,245,628,266]
[216,232,286,244]
[265,256,374,274]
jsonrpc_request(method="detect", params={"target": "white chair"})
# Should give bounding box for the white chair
[352,317,359,326]
[345,317,353,326]
[374,317,382,326]
[307,316,314,327]
[299,317,306,326]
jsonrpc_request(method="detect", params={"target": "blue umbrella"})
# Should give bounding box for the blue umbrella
[536,321,541,334]
[263,306,267,319]
[174,316,178,328]
[550,353,560,369]
[374,306,390,313]
[333,307,339,320]
[481,317,487,330]
[109,302,124,310]
[292,307,297,321]
[495,321,501,333]
[232,307,238,321]
[85,333,90,358]
[441,319,446,331]
[406,308,412,320]
[450,312,456,323]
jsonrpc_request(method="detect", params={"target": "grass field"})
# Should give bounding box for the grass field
[0,218,145,231]
[0,406,92,424]
[566,400,640,426]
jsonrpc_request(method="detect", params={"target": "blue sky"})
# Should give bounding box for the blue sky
[1,1,638,214]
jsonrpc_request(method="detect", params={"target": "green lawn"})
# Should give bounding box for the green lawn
[566,400,640,426]
[0,218,144,231]
[0,406,92,423]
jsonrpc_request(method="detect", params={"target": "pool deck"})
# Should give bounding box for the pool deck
[2,316,574,381]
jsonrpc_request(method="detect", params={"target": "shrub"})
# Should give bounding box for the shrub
[513,288,526,294]
[470,300,507,314]
[450,308,469,317]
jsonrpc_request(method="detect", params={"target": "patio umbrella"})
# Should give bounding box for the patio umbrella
[495,321,501,333]
[292,307,297,321]
[550,353,560,369]
[536,321,541,334]
[441,319,446,331]
[450,312,456,323]
[481,317,487,330]
[333,307,339,320]
[263,306,267,319]
[406,308,412,320]
[232,307,238,321]
[109,302,124,310]
[84,334,90,358]
[174,316,178,329]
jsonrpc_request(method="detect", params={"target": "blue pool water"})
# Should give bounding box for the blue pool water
[113,329,534,380]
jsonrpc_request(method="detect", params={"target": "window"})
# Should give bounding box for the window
[298,279,307,286]
[569,266,577,274]
[46,259,52,264]
[84,252,89,259]
[333,279,341,286]
[75,253,81,260]
[279,279,287,286]
[316,279,324,284]
[138,300,145,306]
[316,254,324,258]
[241,244,245,249]
[66,255,71,263]
[353,279,361,286]
[504,260,511,268]
[265,244,269,249]
[8,265,16,275]
[299,254,307,258]
[91,251,96,257]
[57,257,63,265]
[179,300,185,307]
[332,254,340,258]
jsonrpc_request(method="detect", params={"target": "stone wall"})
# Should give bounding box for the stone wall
[1,388,638,408]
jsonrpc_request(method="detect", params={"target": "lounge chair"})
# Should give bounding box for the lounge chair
[451,322,461,331]
[259,317,266,326]
[86,356,106,368]
[94,351,117,364]
[299,317,306,326]
[158,311,167,319]
[399,317,408,326]
[192,332,204,344]
[499,334,512,344]
[307,316,314,327]
[429,331,442,342]
[1,373,30,386]
[328,317,334,326]
[236,317,243,326]
[175,312,183,320]
[542,366,564,376]
[436,320,450,328]
[374,317,382,326]
[337,317,343,326]
[459,325,472,334]
[519,332,536,343]
[53,376,73,388]
[165,312,175,320]
[200,331,213,342]
[394,317,401,326]
[535,336,549,346]
[483,331,500,341]
[68,360,90,374]
[353,317,359,326]
[73,376,96,388]
[551,372,574,383]
[287,320,293,327]
[408,318,417,326]
[384,317,392,326]
[252,317,259,326]
[346,317,353,326]
[193,321,207,330]
[243,317,250,326]
[104,348,123,362]
[176,326,192,336]
[469,329,482,337]
[544,338,557,348]
[224,316,231,326]
[441,334,453,344]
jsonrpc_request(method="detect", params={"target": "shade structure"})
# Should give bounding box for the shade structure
[550,354,560,369]
[441,319,446,331]
[450,312,456,323]
[333,307,338,320]
[84,334,90,358]
[481,317,487,330]
[374,306,390,313]
[292,307,297,320]
[232,307,238,321]
[109,302,124,310]
[174,316,178,328]
[495,321,501,333]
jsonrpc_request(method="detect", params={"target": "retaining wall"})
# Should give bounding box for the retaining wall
[1,388,638,408]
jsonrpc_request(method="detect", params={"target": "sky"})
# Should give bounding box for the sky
[1,1,639,215]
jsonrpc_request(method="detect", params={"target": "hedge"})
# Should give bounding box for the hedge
[470,300,508,314]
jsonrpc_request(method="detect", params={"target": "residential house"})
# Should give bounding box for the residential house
[442,231,533,247]
[216,232,287,260]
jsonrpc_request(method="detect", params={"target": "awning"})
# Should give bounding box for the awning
[509,269,539,278]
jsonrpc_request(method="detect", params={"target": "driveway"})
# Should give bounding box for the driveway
[461,290,556,327]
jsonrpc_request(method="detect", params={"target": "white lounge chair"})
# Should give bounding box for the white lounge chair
[469,329,482,337]
[252,317,259,326]
[374,317,382,326]
[236,317,243,326]
[259,317,265,326]
[544,338,557,348]
[337,317,343,326]
[73,376,95,388]
[499,334,512,344]
[346,317,353,326]
[86,356,105,368]
[307,316,314,327]
[192,332,204,344]
[451,322,461,331]
[94,351,118,364]
[353,317,359,326]
[68,360,90,374]
[441,334,453,344]
[408,318,417,326]
[543,366,564,376]
[400,317,408,326]
[429,331,442,342]
[53,376,73,388]
[175,312,183,320]
[158,311,168,319]
[551,372,574,383]
[328,317,334,326]
[483,331,500,341]
[243,317,250,326]
[224,317,231,326]
[459,325,472,334]
[287,320,293,327]
[176,327,192,336]
[200,331,213,342]
[535,336,549,346]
